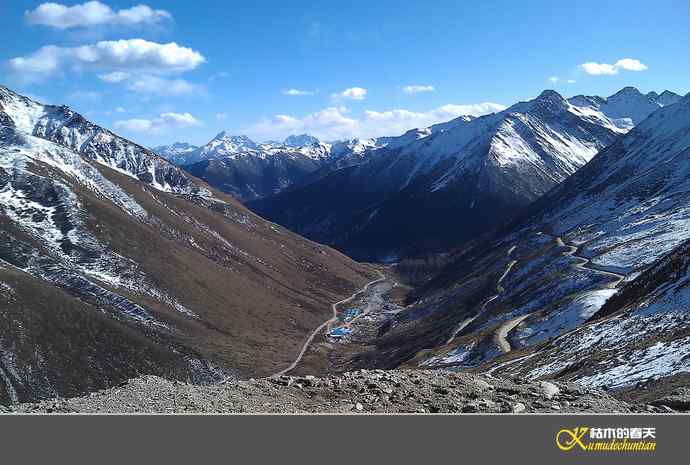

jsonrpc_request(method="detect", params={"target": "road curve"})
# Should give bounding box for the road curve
[493,234,627,354]
[273,271,386,377]
[446,247,517,346]
[495,314,531,353]
[556,236,625,288]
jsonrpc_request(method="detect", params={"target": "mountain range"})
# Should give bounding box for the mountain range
[155,133,355,201]
[0,85,375,404]
[250,87,681,261]
[152,120,471,204]
[345,91,690,395]
[3,81,690,408]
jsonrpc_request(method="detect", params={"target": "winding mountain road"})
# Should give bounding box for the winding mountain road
[555,236,625,288]
[446,246,517,346]
[494,314,531,353]
[493,233,627,354]
[273,271,386,377]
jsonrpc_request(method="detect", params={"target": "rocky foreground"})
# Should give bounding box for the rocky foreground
[3,369,675,414]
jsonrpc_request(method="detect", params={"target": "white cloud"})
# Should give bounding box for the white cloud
[114,118,154,132]
[567,79,576,84]
[283,88,317,96]
[25,1,171,29]
[363,103,505,135]
[580,62,619,75]
[250,107,358,141]
[215,113,228,120]
[402,84,435,94]
[247,102,505,141]
[7,46,63,75]
[115,106,126,113]
[8,39,205,80]
[98,71,130,82]
[331,87,367,101]
[159,112,201,126]
[115,112,202,133]
[580,58,648,76]
[125,75,205,97]
[615,58,648,71]
[97,73,205,98]
[548,76,559,83]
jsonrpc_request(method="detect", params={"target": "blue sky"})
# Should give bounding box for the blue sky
[2,0,689,147]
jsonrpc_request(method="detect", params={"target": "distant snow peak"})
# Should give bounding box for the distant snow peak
[568,86,683,130]
[212,132,257,148]
[170,141,196,150]
[610,86,644,98]
[283,134,320,147]
[153,142,199,164]
[1,85,207,198]
[329,138,380,159]
[536,89,567,102]
[193,133,260,159]
[530,89,570,114]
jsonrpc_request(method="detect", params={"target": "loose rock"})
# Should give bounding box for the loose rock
[7,369,645,414]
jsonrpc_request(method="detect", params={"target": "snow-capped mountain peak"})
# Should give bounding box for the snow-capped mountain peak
[209,132,258,151]
[329,138,380,159]
[568,86,682,131]
[170,132,336,201]
[153,142,199,165]
[1,85,201,195]
[610,85,645,98]
[0,85,47,133]
[534,89,569,106]
[251,88,632,261]
[283,134,320,147]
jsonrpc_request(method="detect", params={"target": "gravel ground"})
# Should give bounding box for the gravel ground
[2,369,665,414]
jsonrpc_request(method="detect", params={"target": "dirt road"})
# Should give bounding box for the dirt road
[494,314,531,353]
[446,246,517,346]
[556,236,625,288]
[492,234,627,354]
[273,271,386,377]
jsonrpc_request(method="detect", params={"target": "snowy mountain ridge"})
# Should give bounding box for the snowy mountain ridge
[568,86,682,130]
[152,142,199,165]
[398,91,690,389]
[395,90,625,192]
[0,84,374,404]
[251,88,636,260]
[0,85,206,196]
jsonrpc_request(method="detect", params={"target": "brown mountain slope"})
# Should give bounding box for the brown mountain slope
[0,87,376,404]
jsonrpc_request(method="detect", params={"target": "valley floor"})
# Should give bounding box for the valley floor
[274,271,387,377]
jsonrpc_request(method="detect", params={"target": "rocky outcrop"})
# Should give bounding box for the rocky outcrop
[6,370,645,414]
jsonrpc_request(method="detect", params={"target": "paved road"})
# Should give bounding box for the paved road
[273,271,386,377]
